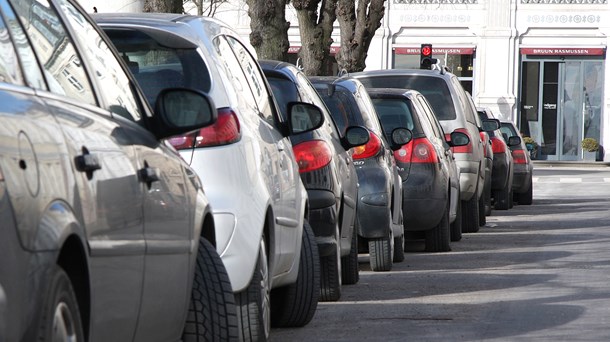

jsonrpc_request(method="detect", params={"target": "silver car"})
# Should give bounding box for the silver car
[0,0,237,341]
[95,13,323,339]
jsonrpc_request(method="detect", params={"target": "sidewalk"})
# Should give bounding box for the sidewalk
[532,160,610,168]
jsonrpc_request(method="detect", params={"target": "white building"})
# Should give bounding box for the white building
[86,0,609,161]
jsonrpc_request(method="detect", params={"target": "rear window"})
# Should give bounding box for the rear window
[316,88,359,134]
[103,29,210,108]
[371,98,415,142]
[500,123,518,137]
[267,77,298,121]
[357,75,456,120]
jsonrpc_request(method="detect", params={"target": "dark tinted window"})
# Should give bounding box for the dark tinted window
[267,76,298,121]
[500,123,517,137]
[104,28,209,111]
[316,88,358,135]
[371,98,415,142]
[358,75,456,120]
[11,0,95,104]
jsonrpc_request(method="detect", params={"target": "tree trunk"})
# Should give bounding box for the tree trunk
[246,0,290,61]
[293,0,336,76]
[143,0,183,13]
[335,0,384,72]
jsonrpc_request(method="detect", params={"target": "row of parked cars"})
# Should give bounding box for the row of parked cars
[0,2,534,341]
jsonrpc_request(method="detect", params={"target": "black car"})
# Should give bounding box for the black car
[366,88,470,251]
[260,61,369,301]
[309,76,408,271]
[500,121,534,205]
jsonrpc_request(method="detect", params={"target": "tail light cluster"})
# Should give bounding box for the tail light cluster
[479,132,489,157]
[352,131,382,160]
[445,128,473,154]
[512,149,528,164]
[491,136,507,154]
[168,107,241,150]
[394,137,438,164]
[293,140,332,173]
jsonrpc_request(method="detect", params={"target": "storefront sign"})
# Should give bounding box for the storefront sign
[393,47,475,55]
[520,47,606,56]
[289,46,341,54]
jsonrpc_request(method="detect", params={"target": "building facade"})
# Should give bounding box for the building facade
[85,0,609,161]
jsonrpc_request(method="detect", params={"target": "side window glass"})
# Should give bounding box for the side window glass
[56,0,142,121]
[1,1,46,89]
[213,35,259,117]
[419,96,444,138]
[10,0,95,104]
[0,7,23,85]
[225,36,276,123]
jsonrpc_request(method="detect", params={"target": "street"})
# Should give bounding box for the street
[270,165,610,341]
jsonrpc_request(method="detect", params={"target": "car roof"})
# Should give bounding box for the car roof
[350,68,453,79]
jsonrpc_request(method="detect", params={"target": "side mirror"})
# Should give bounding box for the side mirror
[152,88,217,140]
[448,131,470,147]
[481,118,500,132]
[507,136,521,147]
[287,102,325,135]
[390,128,413,150]
[343,126,370,149]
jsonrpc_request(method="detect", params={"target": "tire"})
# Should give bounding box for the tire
[183,238,239,342]
[461,192,480,233]
[271,219,320,328]
[236,241,270,342]
[393,233,405,263]
[425,201,451,252]
[37,265,85,342]
[484,180,492,216]
[320,224,342,302]
[494,182,511,210]
[368,227,393,272]
[341,227,359,285]
[518,180,533,205]
[478,192,487,226]
[450,197,463,242]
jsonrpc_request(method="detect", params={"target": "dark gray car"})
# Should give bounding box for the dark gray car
[0,0,237,340]
[500,121,534,205]
[309,76,408,272]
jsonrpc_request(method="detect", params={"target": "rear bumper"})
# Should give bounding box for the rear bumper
[512,166,532,193]
[402,167,447,231]
[491,154,510,190]
[308,189,339,257]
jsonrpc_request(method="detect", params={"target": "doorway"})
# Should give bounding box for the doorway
[519,59,603,161]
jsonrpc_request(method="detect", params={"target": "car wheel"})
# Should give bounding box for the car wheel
[425,201,451,252]
[236,240,270,342]
[368,218,393,272]
[478,192,487,226]
[183,238,239,342]
[450,197,463,242]
[461,192,480,233]
[320,223,342,302]
[519,180,533,205]
[494,182,512,210]
[271,219,320,327]
[341,226,359,285]
[393,233,405,263]
[37,265,85,342]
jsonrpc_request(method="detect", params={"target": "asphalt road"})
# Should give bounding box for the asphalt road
[270,165,610,342]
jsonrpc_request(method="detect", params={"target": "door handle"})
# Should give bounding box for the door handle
[75,147,101,180]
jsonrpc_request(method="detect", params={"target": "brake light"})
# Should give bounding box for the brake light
[395,137,438,164]
[491,136,507,154]
[479,132,489,157]
[512,149,528,164]
[293,140,332,173]
[168,108,240,149]
[447,129,472,154]
[353,131,381,160]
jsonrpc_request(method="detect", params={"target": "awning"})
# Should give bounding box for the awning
[393,47,475,55]
[520,47,606,56]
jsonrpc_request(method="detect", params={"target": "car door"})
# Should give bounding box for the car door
[57,4,194,339]
[10,0,147,340]
[222,34,304,273]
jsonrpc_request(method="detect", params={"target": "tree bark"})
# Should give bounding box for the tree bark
[143,0,183,13]
[335,0,384,72]
[293,0,336,76]
[246,0,290,61]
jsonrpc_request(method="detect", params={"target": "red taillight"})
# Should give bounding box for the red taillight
[491,136,507,154]
[352,131,382,160]
[512,149,528,164]
[395,137,438,164]
[168,108,240,149]
[293,140,332,173]
[448,129,473,154]
[479,132,489,157]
